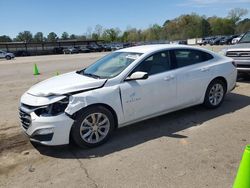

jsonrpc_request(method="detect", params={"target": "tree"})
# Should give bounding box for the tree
[69,34,77,39]
[61,32,69,40]
[0,35,12,42]
[94,24,103,39]
[163,20,170,27]
[15,31,33,42]
[102,28,121,42]
[33,32,44,42]
[236,18,250,34]
[201,18,211,37]
[91,33,99,40]
[86,27,93,39]
[78,35,87,40]
[163,14,206,40]
[228,8,248,24]
[47,32,58,42]
[208,17,234,35]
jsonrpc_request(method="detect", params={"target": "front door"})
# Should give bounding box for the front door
[119,51,177,123]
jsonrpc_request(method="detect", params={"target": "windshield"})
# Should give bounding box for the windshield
[81,52,142,79]
[239,32,250,43]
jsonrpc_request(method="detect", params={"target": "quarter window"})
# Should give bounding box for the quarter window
[173,49,213,68]
[132,51,171,76]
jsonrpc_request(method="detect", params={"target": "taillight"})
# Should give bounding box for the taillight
[232,61,237,67]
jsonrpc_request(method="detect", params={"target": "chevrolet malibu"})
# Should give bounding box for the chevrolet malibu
[19,45,237,148]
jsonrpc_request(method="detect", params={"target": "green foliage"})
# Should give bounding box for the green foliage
[236,19,250,34]
[228,8,248,24]
[61,32,69,40]
[15,31,33,42]
[47,32,58,42]
[33,32,44,42]
[102,28,121,42]
[0,35,12,42]
[69,34,77,39]
[91,33,99,40]
[208,17,235,35]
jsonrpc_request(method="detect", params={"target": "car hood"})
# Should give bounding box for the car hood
[27,71,107,97]
[226,43,250,51]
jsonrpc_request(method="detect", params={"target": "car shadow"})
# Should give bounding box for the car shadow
[34,92,250,159]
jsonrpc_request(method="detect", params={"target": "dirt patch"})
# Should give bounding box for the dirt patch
[0,132,32,156]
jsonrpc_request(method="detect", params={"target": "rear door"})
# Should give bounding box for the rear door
[171,49,214,107]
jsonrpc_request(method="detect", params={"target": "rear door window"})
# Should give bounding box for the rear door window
[173,49,213,68]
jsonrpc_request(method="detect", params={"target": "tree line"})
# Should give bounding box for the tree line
[0,8,249,43]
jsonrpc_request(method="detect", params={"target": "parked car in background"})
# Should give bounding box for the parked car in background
[111,43,123,51]
[53,47,64,54]
[87,43,103,52]
[209,36,225,45]
[231,34,244,44]
[14,50,31,56]
[63,47,79,54]
[75,46,91,53]
[99,43,112,51]
[19,44,237,148]
[225,31,250,74]
[0,50,15,60]
[199,37,215,45]
[219,35,238,45]
[171,40,187,45]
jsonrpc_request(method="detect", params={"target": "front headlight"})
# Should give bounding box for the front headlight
[35,97,69,117]
[218,48,227,56]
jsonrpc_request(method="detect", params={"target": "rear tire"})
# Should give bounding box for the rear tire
[203,79,226,109]
[5,55,11,60]
[71,106,115,148]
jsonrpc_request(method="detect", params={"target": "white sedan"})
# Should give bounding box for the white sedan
[19,45,237,147]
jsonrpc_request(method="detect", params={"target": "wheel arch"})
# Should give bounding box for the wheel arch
[202,76,228,106]
[71,103,119,129]
[210,76,228,92]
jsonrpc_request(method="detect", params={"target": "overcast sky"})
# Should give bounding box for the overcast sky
[0,0,250,38]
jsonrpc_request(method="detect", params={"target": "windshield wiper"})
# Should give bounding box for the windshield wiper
[83,72,101,79]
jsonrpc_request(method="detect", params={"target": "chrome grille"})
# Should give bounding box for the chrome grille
[226,51,250,57]
[19,109,31,130]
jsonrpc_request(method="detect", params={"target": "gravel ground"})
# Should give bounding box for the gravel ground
[0,47,249,188]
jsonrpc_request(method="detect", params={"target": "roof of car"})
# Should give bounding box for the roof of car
[117,44,205,54]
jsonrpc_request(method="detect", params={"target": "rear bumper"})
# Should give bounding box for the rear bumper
[226,69,237,93]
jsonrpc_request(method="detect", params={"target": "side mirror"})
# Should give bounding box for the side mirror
[125,71,148,81]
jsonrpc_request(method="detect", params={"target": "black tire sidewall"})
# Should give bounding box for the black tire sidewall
[71,106,115,148]
[6,56,11,60]
[204,79,226,108]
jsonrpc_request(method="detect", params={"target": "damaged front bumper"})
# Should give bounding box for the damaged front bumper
[19,106,74,145]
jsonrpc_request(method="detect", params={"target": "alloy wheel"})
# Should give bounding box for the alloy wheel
[79,113,110,144]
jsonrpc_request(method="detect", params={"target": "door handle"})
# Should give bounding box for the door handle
[164,75,175,81]
[200,67,210,72]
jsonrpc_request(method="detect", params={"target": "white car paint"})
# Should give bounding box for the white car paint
[19,44,237,146]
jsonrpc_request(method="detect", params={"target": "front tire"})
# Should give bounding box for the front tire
[71,106,115,148]
[5,55,11,60]
[203,79,226,109]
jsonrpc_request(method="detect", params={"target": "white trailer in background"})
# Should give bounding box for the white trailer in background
[187,38,202,45]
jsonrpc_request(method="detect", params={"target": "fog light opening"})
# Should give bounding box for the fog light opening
[34,128,54,135]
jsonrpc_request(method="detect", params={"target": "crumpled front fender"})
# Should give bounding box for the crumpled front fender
[65,95,88,115]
